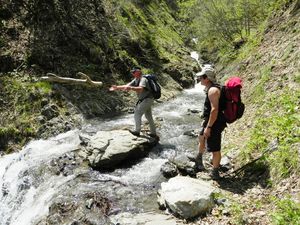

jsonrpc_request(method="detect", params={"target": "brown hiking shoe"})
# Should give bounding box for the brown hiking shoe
[129,130,140,137]
[188,153,205,171]
[149,133,160,141]
[209,168,220,180]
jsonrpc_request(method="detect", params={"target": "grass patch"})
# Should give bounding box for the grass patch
[251,65,272,103]
[229,201,245,224]
[282,43,294,61]
[270,197,300,225]
[0,126,19,137]
[115,0,184,65]
[294,72,300,83]
[237,23,266,61]
[0,75,55,150]
[237,90,300,181]
[0,126,20,149]
[33,81,52,94]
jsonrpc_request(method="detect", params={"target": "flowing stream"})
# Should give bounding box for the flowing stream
[0,86,205,225]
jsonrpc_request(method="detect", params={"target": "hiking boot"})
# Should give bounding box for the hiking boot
[187,152,202,162]
[129,130,140,137]
[149,133,160,141]
[196,163,205,172]
[209,168,220,180]
[188,153,205,171]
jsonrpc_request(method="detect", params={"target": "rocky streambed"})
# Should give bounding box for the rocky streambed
[0,87,232,225]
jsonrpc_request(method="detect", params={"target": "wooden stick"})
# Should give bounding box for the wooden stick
[224,138,279,178]
[41,72,103,87]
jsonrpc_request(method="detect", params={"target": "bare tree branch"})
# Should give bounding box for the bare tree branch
[41,72,103,87]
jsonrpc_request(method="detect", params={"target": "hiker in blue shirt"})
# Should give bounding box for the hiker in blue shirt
[193,67,227,179]
[109,67,159,140]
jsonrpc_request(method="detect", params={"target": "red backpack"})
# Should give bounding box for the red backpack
[220,77,245,123]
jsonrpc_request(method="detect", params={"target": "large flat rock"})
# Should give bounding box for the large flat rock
[79,130,156,169]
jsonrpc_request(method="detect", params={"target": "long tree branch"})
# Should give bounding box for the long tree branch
[41,72,103,87]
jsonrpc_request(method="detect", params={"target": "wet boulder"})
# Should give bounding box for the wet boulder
[171,154,196,177]
[161,154,196,178]
[41,104,59,120]
[79,130,157,170]
[160,161,178,178]
[42,191,111,225]
[157,176,215,219]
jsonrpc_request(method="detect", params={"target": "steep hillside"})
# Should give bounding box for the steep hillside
[205,1,300,224]
[0,0,196,151]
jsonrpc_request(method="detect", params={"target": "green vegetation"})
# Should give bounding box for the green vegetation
[177,0,291,62]
[115,0,184,66]
[239,90,299,180]
[237,20,268,61]
[235,88,299,223]
[0,76,55,151]
[251,65,272,102]
[228,201,245,224]
[0,126,19,143]
[282,43,295,62]
[0,37,5,48]
[33,81,52,94]
[271,197,300,225]
[295,72,300,83]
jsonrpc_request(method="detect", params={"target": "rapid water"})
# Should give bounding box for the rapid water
[0,86,205,225]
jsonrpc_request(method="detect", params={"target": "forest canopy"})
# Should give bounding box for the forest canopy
[176,0,289,61]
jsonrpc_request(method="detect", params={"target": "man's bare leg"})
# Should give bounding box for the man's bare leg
[194,135,206,170]
[211,151,221,179]
[198,135,206,154]
[212,151,221,168]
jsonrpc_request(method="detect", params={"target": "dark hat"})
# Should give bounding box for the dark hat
[131,66,142,73]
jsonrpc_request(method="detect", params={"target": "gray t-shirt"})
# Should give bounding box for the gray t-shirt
[129,77,153,100]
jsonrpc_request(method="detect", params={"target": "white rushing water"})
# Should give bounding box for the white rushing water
[0,130,81,225]
[0,86,206,225]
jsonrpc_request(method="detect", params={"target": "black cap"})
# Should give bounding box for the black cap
[131,66,142,73]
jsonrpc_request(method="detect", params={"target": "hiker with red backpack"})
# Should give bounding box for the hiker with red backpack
[193,67,226,179]
[192,66,244,180]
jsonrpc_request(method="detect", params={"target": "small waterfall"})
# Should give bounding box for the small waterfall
[0,130,81,225]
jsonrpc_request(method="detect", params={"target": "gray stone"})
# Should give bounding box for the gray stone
[160,161,178,178]
[110,212,185,225]
[80,130,156,169]
[172,154,196,176]
[41,104,59,120]
[157,176,215,219]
